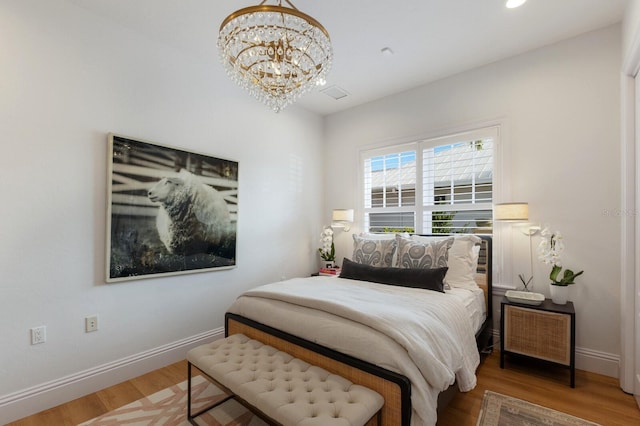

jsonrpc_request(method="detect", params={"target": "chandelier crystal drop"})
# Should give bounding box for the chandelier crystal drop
[218,0,332,112]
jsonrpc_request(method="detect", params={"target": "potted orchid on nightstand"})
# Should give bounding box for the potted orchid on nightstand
[537,227,584,304]
[318,226,336,268]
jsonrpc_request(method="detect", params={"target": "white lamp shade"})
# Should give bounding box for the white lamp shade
[332,209,354,222]
[494,203,528,221]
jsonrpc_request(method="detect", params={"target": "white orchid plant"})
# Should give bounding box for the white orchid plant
[318,226,335,262]
[537,227,584,286]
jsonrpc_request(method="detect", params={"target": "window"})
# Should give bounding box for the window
[363,146,417,232]
[362,127,497,234]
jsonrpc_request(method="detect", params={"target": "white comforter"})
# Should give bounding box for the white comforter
[227,276,480,426]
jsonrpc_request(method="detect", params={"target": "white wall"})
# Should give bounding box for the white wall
[324,26,622,376]
[624,0,640,62]
[0,0,324,422]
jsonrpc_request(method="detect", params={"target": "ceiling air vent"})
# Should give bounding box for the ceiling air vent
[321,85,349,100]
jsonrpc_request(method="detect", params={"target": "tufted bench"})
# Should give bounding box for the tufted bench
[186,333,384,426]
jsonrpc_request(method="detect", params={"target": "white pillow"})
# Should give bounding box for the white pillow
[411,234,482,289]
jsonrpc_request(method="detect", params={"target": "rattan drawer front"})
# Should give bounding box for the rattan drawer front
[503,305,570,365]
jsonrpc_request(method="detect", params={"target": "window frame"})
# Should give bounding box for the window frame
[360,126,499,235]
[360,142,418,233]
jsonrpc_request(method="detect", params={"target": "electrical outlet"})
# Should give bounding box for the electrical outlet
[31,326,46,345]
[85,315,98,332]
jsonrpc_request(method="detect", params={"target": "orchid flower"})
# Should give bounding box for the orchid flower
[318,226,336,261]
[537,227,583,286]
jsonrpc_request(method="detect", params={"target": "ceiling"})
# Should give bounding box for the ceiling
[68,0,629,116]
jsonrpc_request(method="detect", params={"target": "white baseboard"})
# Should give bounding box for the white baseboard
[575,347,620,378]
[0,326,623,424]
[491,330,619,378]
[0,327,225,425]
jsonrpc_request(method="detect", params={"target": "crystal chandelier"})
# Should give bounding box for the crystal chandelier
[218,0,332,112]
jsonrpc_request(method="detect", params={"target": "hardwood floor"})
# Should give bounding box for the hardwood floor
[8,350,640,425]
[440,352,640,426]
[7,361,187,426]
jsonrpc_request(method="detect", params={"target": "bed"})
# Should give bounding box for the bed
[225,234,492,426]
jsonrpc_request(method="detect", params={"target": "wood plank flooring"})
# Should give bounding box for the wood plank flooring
[8,350,640,425]
[440,352,640,426]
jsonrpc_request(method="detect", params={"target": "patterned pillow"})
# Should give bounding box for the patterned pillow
[411,235,482,288]
[360,232,409,267]
[396,235,454,269]
[352,234,397,267]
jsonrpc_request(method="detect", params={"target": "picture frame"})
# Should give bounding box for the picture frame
[106,134,238,282]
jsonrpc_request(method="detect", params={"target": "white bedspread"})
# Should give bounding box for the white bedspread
[227,276,481,426]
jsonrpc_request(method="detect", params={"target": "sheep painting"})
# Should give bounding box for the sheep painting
[147,169,232,256]
[107,134,238,282]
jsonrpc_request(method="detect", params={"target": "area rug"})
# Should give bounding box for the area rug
[477,390,601,426]
[78,375,266,425]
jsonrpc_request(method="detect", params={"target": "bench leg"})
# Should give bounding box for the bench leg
[187,362,192,421]
[187,362,235,425]
[188,362,285,426]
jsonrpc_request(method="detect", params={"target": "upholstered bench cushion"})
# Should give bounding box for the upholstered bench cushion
[187,334,384,426]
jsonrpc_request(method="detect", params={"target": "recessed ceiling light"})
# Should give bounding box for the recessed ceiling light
[506,0,526,8]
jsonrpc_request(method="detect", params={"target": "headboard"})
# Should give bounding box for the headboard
[475,235,493,318]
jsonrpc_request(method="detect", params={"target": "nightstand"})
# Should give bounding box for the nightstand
[500,297,576,387]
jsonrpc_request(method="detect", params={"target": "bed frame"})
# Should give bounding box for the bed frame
[225,235,492,426]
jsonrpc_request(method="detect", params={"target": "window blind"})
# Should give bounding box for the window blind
[362,127,496,234]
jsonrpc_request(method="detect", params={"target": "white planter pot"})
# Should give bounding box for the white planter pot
[549,284,569,305]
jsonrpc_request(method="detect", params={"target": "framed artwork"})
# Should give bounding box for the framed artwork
[106,134,238,282]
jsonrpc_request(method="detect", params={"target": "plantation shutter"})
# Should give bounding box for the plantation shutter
[362,145,417,232]
[421,129,495,234]
[361,127,496,234]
